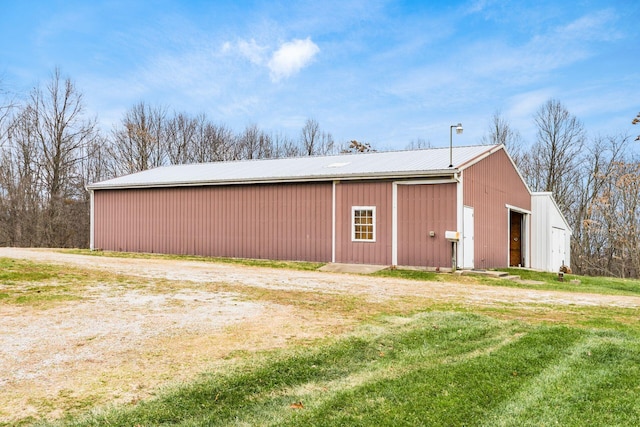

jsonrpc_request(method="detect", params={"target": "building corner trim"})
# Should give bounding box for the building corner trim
[89,190,95,250]
[391,182,398,266]
[331,181,337,263]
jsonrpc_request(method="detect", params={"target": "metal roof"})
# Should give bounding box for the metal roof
[88,144,501,190]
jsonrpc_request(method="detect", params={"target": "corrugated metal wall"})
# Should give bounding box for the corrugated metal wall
[94,182,332,262]
[531,193,571,272]
[530,194,549,270]
[397,183,457,268]
[335,181,392,265]
[93,149,529,268]
[463,149,531,268]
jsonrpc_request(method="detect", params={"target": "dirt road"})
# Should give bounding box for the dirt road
[1,248,638,423]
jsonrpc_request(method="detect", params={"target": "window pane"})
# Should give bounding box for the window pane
[353,207,375,241]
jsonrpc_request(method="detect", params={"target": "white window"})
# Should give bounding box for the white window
[352,206,376,242]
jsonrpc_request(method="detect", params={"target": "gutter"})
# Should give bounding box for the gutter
[86,169,459,191]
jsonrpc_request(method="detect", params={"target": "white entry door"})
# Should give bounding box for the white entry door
[463,206,474,269]
[551,227,566,271]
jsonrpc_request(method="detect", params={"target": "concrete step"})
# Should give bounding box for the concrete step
[458,270,521,281]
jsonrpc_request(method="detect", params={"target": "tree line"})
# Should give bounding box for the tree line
[1,70,638,277]
[484,102,639,278]
[0,70,346,249]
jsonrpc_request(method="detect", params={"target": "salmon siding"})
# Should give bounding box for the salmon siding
[90,145,552,270]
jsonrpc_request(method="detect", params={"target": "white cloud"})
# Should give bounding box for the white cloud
[220,37,319,82]
[464,0,495,15]
[507,90,553,119]
[237,38,269,65]
[558,9,620,42]
[267,38,320,82]
[221,38,269,65]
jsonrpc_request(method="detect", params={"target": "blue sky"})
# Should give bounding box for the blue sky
[1,0,638,151]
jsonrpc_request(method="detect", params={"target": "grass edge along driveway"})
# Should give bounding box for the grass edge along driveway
[53,311,640,427]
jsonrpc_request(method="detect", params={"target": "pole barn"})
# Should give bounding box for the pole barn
[88,144,568,272]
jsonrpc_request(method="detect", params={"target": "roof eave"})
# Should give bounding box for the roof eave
[86,169,459,190]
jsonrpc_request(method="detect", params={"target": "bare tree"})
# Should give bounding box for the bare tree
[191,118,235,163]
[480,111,525,164]
[405,138,432,150]
[300,118,334,156]
[0,69,99,247]
[235,124,275,160]
[0,108,44,246]
[613,159,640,276]
[80,133,113,188]
[165,112,197,165]
[301,118,319,156]
[581,155,640,277]
[569,135,631,276]
[109,102,167,175]
[0,77,16,147]
[27,69,99,247]
[520,99,585,213]
[273,131,301,158]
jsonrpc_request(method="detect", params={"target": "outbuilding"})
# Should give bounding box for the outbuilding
[530,192,572,272]
[88,144,566,271]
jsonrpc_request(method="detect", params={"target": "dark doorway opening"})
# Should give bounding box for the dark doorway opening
[509,211,523,267]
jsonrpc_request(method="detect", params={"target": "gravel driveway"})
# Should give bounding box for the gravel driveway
[3,248,638,308]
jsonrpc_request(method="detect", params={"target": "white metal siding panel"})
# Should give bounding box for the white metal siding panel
[531,192,571,272]
[530,194,547,271]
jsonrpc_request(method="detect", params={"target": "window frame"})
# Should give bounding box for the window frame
[351,206,376,242]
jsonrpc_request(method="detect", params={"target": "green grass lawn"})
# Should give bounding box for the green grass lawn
[498,267,640,296]
[375,266,640,297]
[0,258,95,306]
[6,253,640,426]
[51,312,640,427]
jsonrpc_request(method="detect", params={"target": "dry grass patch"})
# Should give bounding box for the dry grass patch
[1,267,431,425]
